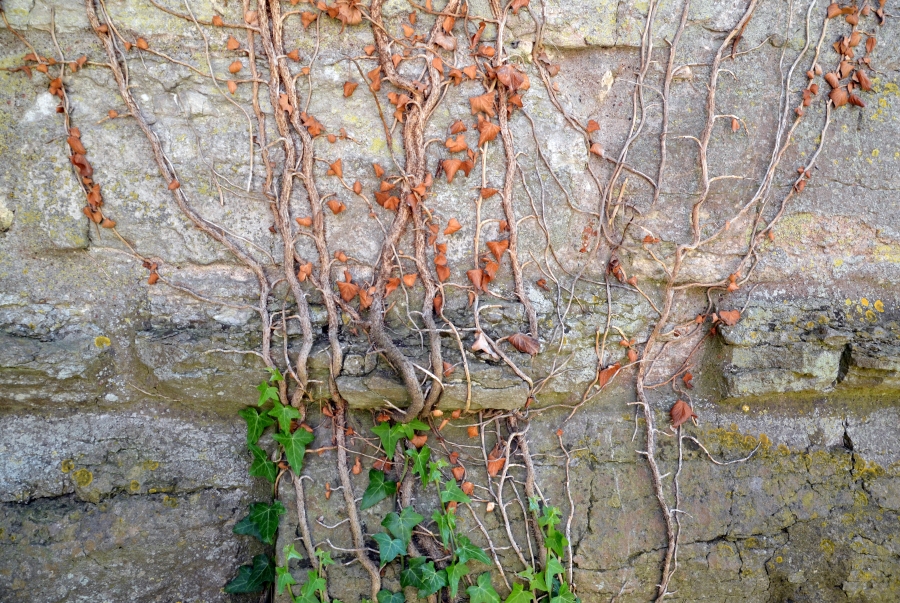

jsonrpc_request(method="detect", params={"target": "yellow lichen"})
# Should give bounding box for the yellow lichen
[94,336,111,348]
[72,468,93,487]
[60,459,75,473]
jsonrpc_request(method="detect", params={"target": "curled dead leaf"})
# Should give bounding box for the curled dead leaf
[337,270,359,302]
[228,60,242,74]
[508,333,540,355]
[296,216,313,227]
[486,240,509,261]
[327,159,343,178]
[472,331,498,359]
[718,309,741,326]
[227,36,240,51]
[670,399,698,429]
[411,433,428,449]
[467,425,479,438]
[598,362,621,388]
[460,481,475,495]
[469,92,496,117]
[227,80,238,94]
[326,199,346,215]
[445,134,468,153]
[451,465,466,481]
[136,37,149,50]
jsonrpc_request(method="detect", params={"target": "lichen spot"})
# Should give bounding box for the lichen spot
[130,480,140,492]
[72,468,93,487]
[861,298,869,307]
[874,300,884,312]
[821,539,835,555]
[94,336,111,348]
[775,556,783,564]
[142,460,160,471]
[742,404,750,413]
[162,495,179,508]
[60,459,75,473]
[866,309,877,323]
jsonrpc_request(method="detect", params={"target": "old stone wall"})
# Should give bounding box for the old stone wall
[2,0,900,602]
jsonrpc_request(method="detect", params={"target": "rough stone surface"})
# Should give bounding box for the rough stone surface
[2,0,900,602]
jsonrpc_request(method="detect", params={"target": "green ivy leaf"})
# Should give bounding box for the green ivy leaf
[544,556,565,596]
[239,407,275,446]
[445,561,470,597]
[248,443,277,483]
[432,509,456,549]
[268,401,301,434]
[518,566,546,593]
[372,532,406,566]
[371,422,404,455]
[440,481,472,504]
[426,459,448,486]
[398,419,430,440]
[224,554,275,593]
[504,583,535,603]
[284,543,304,563]
[382,506,423,545]
[467,572,500,603]
[544,529,568,559]
[377,590,405,603]
[455,535,491,565]
[405,445,431,488]
[316,549,335,567]
[539,505,562,530]
[416,561,447,597]
[360,469,397,510]
[300,569,327,600]
[273,428,315,475]
[257,381,280,406]
[549,581,578,603]
[399,556,427,589]
[233,501,285,544]
[266,366,284,382]
[276,564,297,595]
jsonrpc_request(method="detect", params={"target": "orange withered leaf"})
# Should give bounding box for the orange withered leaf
[598,362,621,388]
[683,372,694,389]
[227,36,240,51]
[590,143,604,157]
[327,159,343,178]
[467,425,479,438]
[476,117,500,146]
[670,399,698,428]
[443,159,464,183]
[508,333,539,355]
[436,265,450,282]
[326,200,346,215]
[460,481,475,495]
[278,94,293,114]
[718,309,741,326]
[136,37,149,50]
[168,180,180,191]
[467,269,485,292]
[343,81,358,97]
[385,277,401,296]
[462,65,477,79]
[451,465,465,481]
[301,12,317,28]
[433,294,443,314]
[334,250,348,263]
[469,92,496,117]
[731,118,740,132]
[227,80,238,94]
[211,14,224,26]
[510,0,530,14]
[495,64,529,92]
[373,163,385,178]
[486,240,509,261]
[586,119,600,133]
[445,134,468,153]
[402,273,417,288]
[337,270,359,302]
[296,216,313,227]
[444,218,462,235]
[297,262,313,282]
[228,60,242,74]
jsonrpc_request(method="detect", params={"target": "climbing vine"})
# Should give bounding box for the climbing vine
[1,0,886,601]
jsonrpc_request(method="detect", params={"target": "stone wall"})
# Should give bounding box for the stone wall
[2,0,900,602]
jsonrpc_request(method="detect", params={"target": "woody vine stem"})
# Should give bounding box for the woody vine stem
[2,0,884,600]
